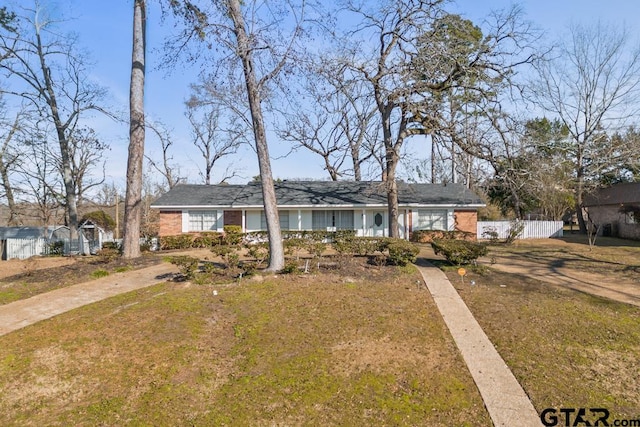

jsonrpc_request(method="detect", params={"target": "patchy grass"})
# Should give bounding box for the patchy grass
[0,260,490,426]
[426,238,640,421]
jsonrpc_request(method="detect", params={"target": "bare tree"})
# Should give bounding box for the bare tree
[532,22,640,232]
[277,57,381,181]
[145,119,184,190]
[333,2,538,236]
[0,2,106,243]
[185,102,243,185]
[0,107,21,225]
[122,0,146,259]
[15,121,61,226]
[167,0,316,271]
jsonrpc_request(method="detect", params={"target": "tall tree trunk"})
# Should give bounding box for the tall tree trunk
[122,0,146,259]
[227,0,284,271]
[0,115,19,225]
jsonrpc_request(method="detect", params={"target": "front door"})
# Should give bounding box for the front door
[372,211,386,237]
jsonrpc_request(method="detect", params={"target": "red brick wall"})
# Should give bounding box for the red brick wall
[454,210,477,236]
[158,211,182,236]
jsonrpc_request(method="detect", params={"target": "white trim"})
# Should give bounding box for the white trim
[181,211,189,233]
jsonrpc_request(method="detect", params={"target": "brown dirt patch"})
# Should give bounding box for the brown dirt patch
[0,256,76,280]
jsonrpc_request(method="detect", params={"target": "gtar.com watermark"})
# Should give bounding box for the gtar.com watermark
[540,408,640,427]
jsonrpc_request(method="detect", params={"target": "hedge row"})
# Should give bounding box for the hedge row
[410,230,476,243]
[159,230,420,266]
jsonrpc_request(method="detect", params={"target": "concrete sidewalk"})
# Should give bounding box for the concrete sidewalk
[416,259,542,427]
[0,263,176,337]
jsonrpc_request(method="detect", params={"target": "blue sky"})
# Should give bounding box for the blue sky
[8,0,640,190]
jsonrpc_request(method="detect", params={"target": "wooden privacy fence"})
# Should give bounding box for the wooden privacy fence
[477,221,564,240]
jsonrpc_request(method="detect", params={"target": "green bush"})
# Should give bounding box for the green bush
[223,225,243,245]
[47,240,65,256]
[160,234,194,250]
[280,259,299,274]
[192,232,223,248]
[386,239,420,266]
[246,242,269,266]
[431,239,488,265]
[333,236,388,256]
[102,241,120,251]
[211,244,241,269]
[167,255,200,279]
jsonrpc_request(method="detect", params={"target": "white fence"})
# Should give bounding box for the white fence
[5,238,48,260]
[477,221,564,240]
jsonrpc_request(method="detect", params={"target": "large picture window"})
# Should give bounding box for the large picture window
[415,210,447,231]
[188,210,218,231]
[312,210,354,230]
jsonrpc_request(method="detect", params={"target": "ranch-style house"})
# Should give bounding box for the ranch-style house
[151,181,485,239]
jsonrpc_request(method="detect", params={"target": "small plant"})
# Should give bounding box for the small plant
[167,255,200,279]
[223,225,243,245]
[280,260,299,274]
[284,237,306,259]
[504,220,525,245]
[211,244,241,269]
[307,241,327,259]
[431,239,488,266]
[47,240,65,256]
[96,248,120,263]
[91,269,110,279]
[386,239,419,266]
[246,242,269,267]
[372,253,387,267]
[481,227,500,244]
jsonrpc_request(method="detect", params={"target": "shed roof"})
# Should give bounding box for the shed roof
[0,226,69,240]
[151,181,484,208]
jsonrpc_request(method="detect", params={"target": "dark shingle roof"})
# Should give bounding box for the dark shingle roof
[151,181,484,208]
[583,182,640,206]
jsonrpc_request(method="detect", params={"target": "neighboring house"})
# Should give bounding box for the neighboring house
[583,182,640,240]
[0,226,71,260]
[151,181,485,240]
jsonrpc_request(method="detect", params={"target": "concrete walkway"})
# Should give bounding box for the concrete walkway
[1,257,542,425]
[0,263,176,336]
[416,259,542,427]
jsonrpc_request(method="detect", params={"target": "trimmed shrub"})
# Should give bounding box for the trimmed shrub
[223,225,243,245]
[411,230,476,243]
[192,232,223,248]
[386,239,420,266]
[211,244,241,269]
[167,255,199,279]
[160,234,194,250]
[431,239,487,265]
[246,242,269,267]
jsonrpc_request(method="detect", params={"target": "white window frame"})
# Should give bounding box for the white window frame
[415,210,447,231]
[188,210,218,232]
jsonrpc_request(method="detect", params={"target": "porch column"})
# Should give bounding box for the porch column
[362,209,366,237]
[242,210,246,233]
[298,209,302,231]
